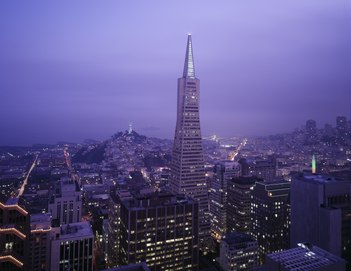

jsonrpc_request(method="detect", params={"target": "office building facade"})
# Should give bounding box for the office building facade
[219,232,259,271]
[210,161,241,240]
[251,180,290,261]
[119,193,199,271]
[227,177,258,233]
[48,177,82,225]
[50,221,94,271]
[290,173,351,263]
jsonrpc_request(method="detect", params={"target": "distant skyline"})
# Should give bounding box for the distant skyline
[1,1,351,145]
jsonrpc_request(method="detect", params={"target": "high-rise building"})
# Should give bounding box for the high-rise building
[50,221,94,271]
[48,177,82,225]
[0,197,30,271]
[290,173,351,263]
[209,161,241,240]
[227,177,258,234]
[305,119,317,144]
[251,180,290,261]
[169,34,210,247]
[219,232,259,271]
[119,192,199,271]
[336,116,348,145]
[264,243,346,271]
[239,157,277,181]
[107,189,132,268]
[28,213,51,271]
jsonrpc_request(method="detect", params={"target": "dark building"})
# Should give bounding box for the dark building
[227,177,258,234]
[28,213,51,271]
[0,180,16,199]
[101,263,151,271]
[239,157,277,181]
[119,192,199,271]
[209,161,241,240]
[219,232,259,271]
[305,119,317,144]
[251,180,290,261]
[0,197,30,271]
[336,116,349,146]
[107,189,132,268]
[290,173,351,265]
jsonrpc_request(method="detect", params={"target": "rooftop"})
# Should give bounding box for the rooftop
[256,179,291,192]
[221,232,257,248]
[58,221,93,240]
[266,243,346,271]
[122,192,195,209]
[30,213,51,231]
[230,176,261,185]
[301,173,344,184]
[101,263,150,271]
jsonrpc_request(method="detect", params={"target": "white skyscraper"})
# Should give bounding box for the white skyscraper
[48,177,82,225]
[170,34,210,248]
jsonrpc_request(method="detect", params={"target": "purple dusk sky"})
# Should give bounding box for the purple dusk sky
[1,1,351,145]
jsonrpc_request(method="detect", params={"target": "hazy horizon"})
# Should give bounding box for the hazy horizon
[1,1,351,145]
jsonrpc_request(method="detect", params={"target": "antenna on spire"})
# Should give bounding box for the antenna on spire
[128,122,133,134]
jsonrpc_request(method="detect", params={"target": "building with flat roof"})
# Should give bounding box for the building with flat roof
[290,173,351,263]
[210,161,241,241]
[28,213,51,271]
[119,192,199,271]
[100,263,151,271]
[251,180,290,261]
[50,221,94,271]
[264,243,346,271]
[219,232,259,271]
[107,189,132,268]
[227,176,258,234]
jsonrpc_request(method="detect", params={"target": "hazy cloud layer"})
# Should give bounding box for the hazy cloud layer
[1,1,350,145]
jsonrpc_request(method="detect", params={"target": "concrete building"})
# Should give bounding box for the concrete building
[219,232,259,271]
[28,213,51,271]
[119,192,199,271]
[227,177,258,233]
[107,189,132,268]
[264,243,346,271]
[50,222,94,271]
[240,157,277,181]
[290,173,351,262]
[169,34,210,249]
[251,180,290,261]
[209,161,241,240]
[48,177,82,225]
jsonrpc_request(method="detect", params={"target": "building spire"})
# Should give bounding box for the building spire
[183,34,195,78]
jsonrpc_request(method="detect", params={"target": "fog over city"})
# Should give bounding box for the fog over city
[1,1,350,145]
